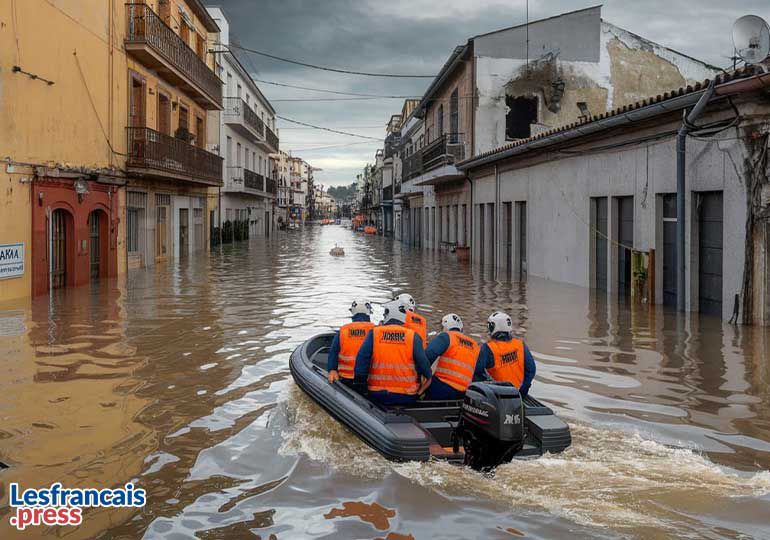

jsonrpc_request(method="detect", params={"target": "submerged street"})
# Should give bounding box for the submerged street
[0,226,769,539]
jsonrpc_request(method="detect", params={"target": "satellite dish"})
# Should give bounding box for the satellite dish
[732,15,770,64]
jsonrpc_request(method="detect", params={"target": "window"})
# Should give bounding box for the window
[157,92,171,135]
[236,142,242,167]
[437,105,444,138]
[227,72,233,96]
[178,104,189,131]
[505,95,538,139]
[450,88,459,143]
[237,83,242,98]
[226,136,232,164]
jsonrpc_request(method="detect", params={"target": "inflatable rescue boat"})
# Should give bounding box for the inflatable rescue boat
[290,333,572,469]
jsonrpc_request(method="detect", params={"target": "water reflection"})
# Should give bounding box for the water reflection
[0,226,768,539]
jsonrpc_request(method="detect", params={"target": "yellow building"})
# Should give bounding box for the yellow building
[122,0,222,268]
[0,0,223,302]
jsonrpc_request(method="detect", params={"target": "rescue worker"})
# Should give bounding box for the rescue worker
[354,300,432,406]
[327,299,375,384]
[424,313,480,400]
[397,293,428,345]
[475,311,536,396]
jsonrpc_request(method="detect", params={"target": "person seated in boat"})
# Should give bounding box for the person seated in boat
[354,300,432,406]
[396,293,427,345]
[475,311,536,397]
[327,299,375,385]
[423,313,481,400]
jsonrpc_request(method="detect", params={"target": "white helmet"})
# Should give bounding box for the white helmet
[487,311,513,336]
[349,298,372,317]
[441,313,463,333]
[396,293,416,312]
[382,299,407,324]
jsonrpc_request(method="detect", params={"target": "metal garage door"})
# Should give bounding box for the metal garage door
[698,192,723,317]
[617,196,634,299]
[594,197,607,290]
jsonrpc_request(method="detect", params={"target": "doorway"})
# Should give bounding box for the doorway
[50,209,68,290]
[88,211,102,280]
[594,197,607,290]
[662,194,678,305]
[179,208,189,258]
[617,196,634,299]
[516,201,527,279]
[698,191,723,316]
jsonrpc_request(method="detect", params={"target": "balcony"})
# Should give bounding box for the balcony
[225,167,275,197]
[127,127,222,185]
[264,125,279,153]
[422,133,465,171]
[223,97,264,141]
[125,3,222,110]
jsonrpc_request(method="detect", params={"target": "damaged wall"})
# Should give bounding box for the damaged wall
[473,15,719,155]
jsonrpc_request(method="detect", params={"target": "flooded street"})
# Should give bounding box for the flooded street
[1,225,770,539]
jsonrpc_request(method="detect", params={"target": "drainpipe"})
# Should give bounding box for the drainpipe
[494,163,500,274]
[676,80,716,312]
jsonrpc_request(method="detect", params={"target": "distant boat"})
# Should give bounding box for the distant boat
[329,244,345,257]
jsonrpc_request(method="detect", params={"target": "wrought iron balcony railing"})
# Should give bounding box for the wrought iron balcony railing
[127,127,223,185]
[223,97,264,140]
[265,125,279,152]
[125,3,222,109]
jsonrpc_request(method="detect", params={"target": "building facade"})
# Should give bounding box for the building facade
[208,7,279,240]
[123,0,223,270]
[460,68,770,324]
[389,6,717,256]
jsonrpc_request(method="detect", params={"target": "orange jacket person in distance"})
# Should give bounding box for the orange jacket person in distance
[327,299,375,384]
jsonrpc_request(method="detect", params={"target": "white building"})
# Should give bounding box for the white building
[208,8,279,238]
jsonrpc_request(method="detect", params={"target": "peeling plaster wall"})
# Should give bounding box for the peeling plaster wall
[473,18,718,156]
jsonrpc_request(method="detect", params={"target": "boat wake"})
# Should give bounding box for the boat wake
[281,386,770,531]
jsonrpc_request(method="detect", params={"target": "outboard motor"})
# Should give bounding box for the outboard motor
[452,382,525,470]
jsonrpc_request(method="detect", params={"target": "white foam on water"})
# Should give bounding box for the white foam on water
[280,387,770,531]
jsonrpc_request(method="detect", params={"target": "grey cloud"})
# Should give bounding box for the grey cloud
[210,0,770,186]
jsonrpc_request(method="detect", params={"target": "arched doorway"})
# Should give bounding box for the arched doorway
[88,209,109,281]
[50,209,69,289]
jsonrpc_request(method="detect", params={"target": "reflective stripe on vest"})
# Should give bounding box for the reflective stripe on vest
[486,338,525,389]
[369,325,418,395]
[337,321,375,379]
[405,312,427,345]
[434,331,480,392]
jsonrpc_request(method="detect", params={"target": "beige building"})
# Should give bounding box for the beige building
[393,6,717,253]
[123,0,223,268]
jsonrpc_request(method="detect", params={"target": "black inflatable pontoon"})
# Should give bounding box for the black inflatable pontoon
[290,333,571,467]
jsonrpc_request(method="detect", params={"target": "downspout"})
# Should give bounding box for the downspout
[494,163,500,274]
[676,80,716,312]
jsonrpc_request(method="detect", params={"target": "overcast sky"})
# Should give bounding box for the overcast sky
[212,0,769,188]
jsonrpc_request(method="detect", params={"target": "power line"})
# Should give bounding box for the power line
[252,78,419,99]
[228,43,435,79]
[287,141,378,152]
[276,115,382,141]
[272,96,408,102]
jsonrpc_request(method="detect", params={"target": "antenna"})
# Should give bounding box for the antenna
[732,15,770,66]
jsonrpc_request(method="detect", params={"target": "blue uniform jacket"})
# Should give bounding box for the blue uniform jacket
[354,319,432,384]
[327,313,372,372]
[475,333,536,396]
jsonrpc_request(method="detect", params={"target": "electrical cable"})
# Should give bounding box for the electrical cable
[251,78,419,99]
[227,43,435,79]
[73,50,127,158]
[276,115,383,141]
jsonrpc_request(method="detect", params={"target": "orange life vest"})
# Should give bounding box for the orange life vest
[405,312,427,345]
[486,338,526,389]
[434,331,480,392]
[369,325,419,395]
[337,321,375,379]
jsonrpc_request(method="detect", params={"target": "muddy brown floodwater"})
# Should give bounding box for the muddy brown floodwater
[1,226,769,539]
